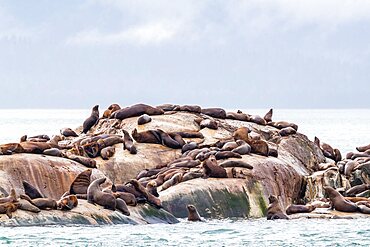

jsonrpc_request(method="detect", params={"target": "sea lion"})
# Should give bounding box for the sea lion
[43,148,64,157]
[31,198,58,210]
[123,130,137,154]
[266,195,289,220]
[115,198,130,216]
[0,143,24,155]
[113,104,163,120]
[87,177,116,210]
[157,129,181,149]
[196,150,217,161]
[346,184,370,197]
[250,140,269,157]
[0,202,18,218]
[219,160,253,169]
[18,196,41,213]
[249,115,266,125]
[202,156,227,178]
[57,195,78,210]
[356,144,370,152]
[60,128,78,137]
[103,104,121,118]
[285,204,316,215]
[132,129,161,144]
[170,160,201,168]
[264,109,273,123]
[187,204,202,221]
[170,131,204,139]
[222,142,238,151]
[215,151,242,160]
[161,173,183,191]
[0,189,17,204]
[279,127,297,137]
[269,121,298,131]
[19,142,55,154]
[65,154,97,168]
[201,108,226,119]
[344,161,358,177]
[146,181,159,197]
[357,205,370,214]
[69,169,92,195]
[232,142,251,155]
[82,105,99,134]
[100,146,115,160]
[324,186,358,212]
[175,105,201,113]
[23,181,44,199]
[182,142,198,153]
[169,133,185,147]
[232,127,251,143]
[226,112,250,121]
[334,148,342,163]
[137,114,152,125]
[182,171,203,182]
[113,192,137,206]
[156,104,180,111]
[129,179,161,208]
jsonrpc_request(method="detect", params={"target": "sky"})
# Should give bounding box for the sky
[0,0,370,109]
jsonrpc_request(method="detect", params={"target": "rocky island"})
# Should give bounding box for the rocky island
[0,103,369,226]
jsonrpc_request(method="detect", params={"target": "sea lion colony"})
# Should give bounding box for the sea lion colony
[0,103,370,220]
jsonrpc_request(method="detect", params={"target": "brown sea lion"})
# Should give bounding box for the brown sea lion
[65,154,97,168]
[175,105,201,113]
[20,141,55,154]
[334,148,342,162]
[146,181,159,197]
[157,129,181,149]
[170,131,204,139]
[115,198,130,216]
[103,104,121,118]
[83,105,99,134]
[344,161,358,177]
[222,142,238,151]
[0,189,17,204]
[23,181,44,199]
[18,197,41,213]
[356,144,370,152]
[169,133,186,147]
[219,160,253,169]
[264,109,273,123]
[113,192,137,206]
[187,204,202,221]
[182,142,198,153]
[87,177,116,210]
[249,115,266,125]
[285,204,316,215]
[345,197,370,203]
[100,146,115,160]
[170,160,201,168]
[202,156,227,178]
[0,143,24,155]
[153,174,166,187]
[32,198,58,210]
[60,128,78,137]
[132,128,161,144]
[232,127,251,143]
[113,104,163,120]
[137,114,152,125]
[232,141,251,155]
[57,195,78,210]
[69,169,92,195]
[43,148,64,157]
[250,140,269,156]
[279,127,297,137]
[346,184,370,197]
[196,150,217,161]
[226,112,250,121]
[324,186,358,212]
[266,195,289,220]
[122,130,137,154]
[269,121,298,131]
[161,173,183,191]
[182,171,203,182]
[215,151,242,160]
[201,108,226,119]
[0,202,18,218]
[156,104,180,111]
[357,205,370,214]
[129,179,161,208]
[96,135,124,148]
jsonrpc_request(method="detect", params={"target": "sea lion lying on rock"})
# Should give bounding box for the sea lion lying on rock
[137,114,152,125]
[112,103,163,120]
[285,204,316,215]
[0,202,19,218]
[87,177,116,210]
[202,156,227,178]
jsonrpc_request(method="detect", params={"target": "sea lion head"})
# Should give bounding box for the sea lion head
[186,204,197,213]
[93,105,99,111]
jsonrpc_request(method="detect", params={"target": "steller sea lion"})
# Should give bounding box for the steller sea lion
[222,142,238,151]
[156,104,180,111]
[83,105,99,134]
[103,104,121,118]
[202,156,227,178]
[345,184,370,197]
[344,161,358,177]
[32,198,57,210]
[170,160,201,168]
[0,202,18,218]
[65,154,97,168]
[170,131,204,139]
[57,195,78,210]
[356,144,370,153]
[285,204,316,215]
[182,142,198,153]
[113,104,163,120]
[23,181,44,199]
[18,195,41,213]
[100,146,115,160]
[116,198,130,216]
[249,115,266,125]
[123,130,137,154]
[113,192,137,206]
[250,140,269,157]
[157,129,181,149]
[226,112,250,121]
[146,181,159,197]
[269,121,298,131]
[219,160,253,169]
[215,151,242,160]
[266,195,289,220]
[60,128,78,137]
[0,143,24,155]
[232,141,251,155]
[279,127,297,137]
[161,173,183,191]
[0,189,17,204]
[324,186,358,212]
[129,179,161,208]
[334,148,342,163]
[264,109,273,123]
[137,114,152,125]
[169,133,185,147]
[201,108,226,119]
[175,105,201,113]
[132,129,161,144]
[187,204,203,221]
[232,127,251,143]
[182,171,203,182]
[87,177,116,210]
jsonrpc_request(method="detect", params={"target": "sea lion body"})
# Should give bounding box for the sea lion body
[161,173,183,191]
[66,154,97,168]
[202,156,227,178]
[182,171,203,182]
[32,198,57,210]
[60,128,78,137]
[0,202,18,218]
[286,204,315,215]
[70,169,92,195]
[103,104,121,118]
[132,129,161,144]
[175,105,201,113]
[249,115,266,125]
[100,146,115,160]
[157,129,181,149]
[0,189,17,204]
[264,109,273,123]
[182,142,198,153]
[83,105,99,134]
[18,198,41,213]
[115,198,130,216]
[232,143,251,155]
[266,195,289,220]
[279,127,297,136]
[215,151,242,160]
[43,148,64,157]
[219,160,253,169]
[232,127,251,143]
[23,181,44,199]
[201,108,226,119]
[57,195,78,210]
[137,114,152,125]
[87,177,116,210]
[346,184,370,197]
[123,130,137,154]
[324,186,358,212]
[222,142,238,151]
[114,192,137,206]
[187,204,202,221]
[113,104,163,120]
[226,112,250,121]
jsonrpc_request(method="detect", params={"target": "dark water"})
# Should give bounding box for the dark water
[0,219,369,246]
[0,109,370,246]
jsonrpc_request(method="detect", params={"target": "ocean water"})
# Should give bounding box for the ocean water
[0,109,370,246]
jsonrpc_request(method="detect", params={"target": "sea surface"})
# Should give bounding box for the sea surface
[0,109,370,246]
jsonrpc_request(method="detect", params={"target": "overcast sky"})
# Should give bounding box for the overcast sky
[0,0,369,109]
